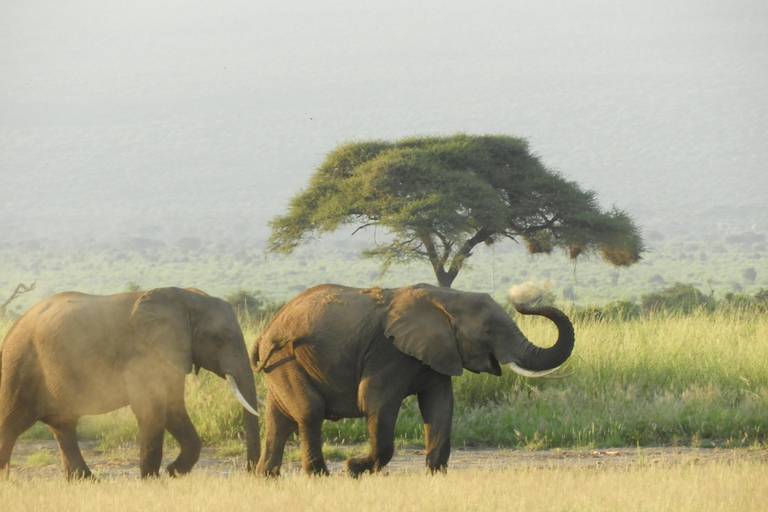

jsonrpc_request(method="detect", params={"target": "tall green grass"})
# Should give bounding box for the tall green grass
[2,308,767,453]
[449,307,768,449]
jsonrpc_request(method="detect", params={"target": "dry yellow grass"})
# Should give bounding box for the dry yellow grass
[2,462,765,512]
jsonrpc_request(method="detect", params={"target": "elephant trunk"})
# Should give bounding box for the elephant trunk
[506,304,575,374]
[221,369,262,469]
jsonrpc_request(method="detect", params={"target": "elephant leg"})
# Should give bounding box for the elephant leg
[255,395,298,477]
[298,416,328,476]
[345,401,401,477]
[417,377,454,473]
[126,373,167,478]
[164,383,200,477]
[44,416,92,480]
[290,388,329,476]
[0,403,38,476]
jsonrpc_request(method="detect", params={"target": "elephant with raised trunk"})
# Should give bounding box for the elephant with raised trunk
[0,287,261,479]
[252,283,574,477]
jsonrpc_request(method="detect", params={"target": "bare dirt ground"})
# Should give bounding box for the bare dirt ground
[7,441,767,480]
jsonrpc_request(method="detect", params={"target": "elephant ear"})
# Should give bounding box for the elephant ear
[129,288,193,374]
[383,286,463,376]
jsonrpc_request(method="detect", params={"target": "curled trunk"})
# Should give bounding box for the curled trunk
[510,304,575,372]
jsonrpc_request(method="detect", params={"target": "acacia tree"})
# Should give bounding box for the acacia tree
[268,134,644,288]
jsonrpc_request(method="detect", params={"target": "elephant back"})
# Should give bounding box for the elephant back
[252,284,390,372]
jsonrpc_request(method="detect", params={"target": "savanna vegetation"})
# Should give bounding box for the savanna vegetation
[3,299,766,455]
[1,231,765,315]
[3,302,766,509]
[1,230,766,486]
[268,134,644,287]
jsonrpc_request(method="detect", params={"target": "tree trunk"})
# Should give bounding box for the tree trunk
[435,268,457,288]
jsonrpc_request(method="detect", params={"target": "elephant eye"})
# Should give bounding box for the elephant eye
[203,333,226,347]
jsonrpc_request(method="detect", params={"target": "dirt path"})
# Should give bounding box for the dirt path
[8,441,767,480]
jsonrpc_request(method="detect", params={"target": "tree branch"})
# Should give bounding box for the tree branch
[1,282,36,311]
[351,222,378,236]
[448,226,494,275]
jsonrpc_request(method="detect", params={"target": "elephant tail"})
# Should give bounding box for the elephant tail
[250,335,292,373]
[250,338,260,370]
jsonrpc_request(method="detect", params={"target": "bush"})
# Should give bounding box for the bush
[755,288,768,307]
[570,300,641,323]
[640,282,714,315]
[602,299,642,321]
[224,289,284,330]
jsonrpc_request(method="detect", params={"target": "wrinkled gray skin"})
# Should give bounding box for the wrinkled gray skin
[0,287,261,479]
[252,283,574,477]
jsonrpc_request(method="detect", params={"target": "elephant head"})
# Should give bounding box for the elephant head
[129,287,262,464]
[383,284,574,377]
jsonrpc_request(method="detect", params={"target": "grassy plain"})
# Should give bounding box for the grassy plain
[2,462,766,512]
[3,308,766,453]
[2,235,767,314]
[2,253,766,511]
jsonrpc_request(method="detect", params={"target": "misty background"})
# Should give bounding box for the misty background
[2,0,767,248]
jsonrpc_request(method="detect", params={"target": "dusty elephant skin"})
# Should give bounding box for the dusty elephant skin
[0,287,261,479]
[252,283,574,477]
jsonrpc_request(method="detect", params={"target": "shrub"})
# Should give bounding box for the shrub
[602,299,642,321]
[755,288,768,307]
[640,283,713,315]
[224,289,283,323]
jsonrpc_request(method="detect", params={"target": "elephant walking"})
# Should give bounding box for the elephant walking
[0,287,261,479]
[251,283,574,477]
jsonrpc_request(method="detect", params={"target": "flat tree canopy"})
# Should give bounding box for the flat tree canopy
[268,134,644,288]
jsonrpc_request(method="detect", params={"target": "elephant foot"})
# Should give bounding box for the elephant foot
[166,462,194,477]
[344,456,381,478]
[303,459,330,477]
[254,461,282,478]
[139,468,161,479]
[65,467,94,481]
[427,463,448,475]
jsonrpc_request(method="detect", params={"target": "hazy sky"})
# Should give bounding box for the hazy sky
[2,0,766,243]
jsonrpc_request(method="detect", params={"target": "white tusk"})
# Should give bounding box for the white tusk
[507,363,568,378]
[225,374,263,417]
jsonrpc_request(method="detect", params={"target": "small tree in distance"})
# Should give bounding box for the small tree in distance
[268,134,645,288]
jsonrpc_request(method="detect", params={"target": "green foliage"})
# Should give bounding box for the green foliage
[640,283,714,315]
[24,449,57,467]
[2,233,766,314]
[571,284,768,322]
[450,310,768,449]
[572,299,642,323]
[224,289,283,324]
[268,134,645,287]
[720,291,760,312]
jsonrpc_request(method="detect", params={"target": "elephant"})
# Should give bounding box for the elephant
[0,287,261,479]
[251,283,574,477]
